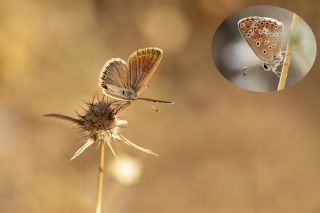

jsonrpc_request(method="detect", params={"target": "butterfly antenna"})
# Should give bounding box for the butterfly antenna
[240,63,261,77]
[152,105,160,113]
[145,100,160,112]
[241,66,248,70]
[241,68,248,77]
[137,97,174,104]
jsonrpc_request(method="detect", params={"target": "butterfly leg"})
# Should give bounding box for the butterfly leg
[274,71,281,77]
[272,67,282,77]
[280,51,293,58]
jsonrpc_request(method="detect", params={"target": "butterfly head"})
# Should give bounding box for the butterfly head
[122,89,137,100]
[262,53,283,72]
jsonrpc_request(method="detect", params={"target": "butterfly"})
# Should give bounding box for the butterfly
[238,16,284,76]
[99,47,174,104]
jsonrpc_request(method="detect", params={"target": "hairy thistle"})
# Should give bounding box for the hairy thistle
[45,95,158,160]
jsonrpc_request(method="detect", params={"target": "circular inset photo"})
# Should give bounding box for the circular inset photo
[211,5,317,92]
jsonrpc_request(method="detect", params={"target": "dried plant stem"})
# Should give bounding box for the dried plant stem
[96,141,105,213]
[277,14,299,90]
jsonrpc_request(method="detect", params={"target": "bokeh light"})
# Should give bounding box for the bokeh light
[139,6,191,53]
[109,155,142,186]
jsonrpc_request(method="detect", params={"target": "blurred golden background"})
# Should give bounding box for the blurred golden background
[0,0,319,212]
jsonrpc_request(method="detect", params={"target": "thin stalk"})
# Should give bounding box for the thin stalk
[96,141,105,213]
[277,13,299,90]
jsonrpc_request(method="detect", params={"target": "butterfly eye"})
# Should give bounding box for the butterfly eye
[263,64,269,70]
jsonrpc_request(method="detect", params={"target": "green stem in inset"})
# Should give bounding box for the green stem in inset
[277,14,299,90]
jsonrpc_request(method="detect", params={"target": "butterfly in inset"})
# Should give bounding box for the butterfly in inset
[238,16,285,76]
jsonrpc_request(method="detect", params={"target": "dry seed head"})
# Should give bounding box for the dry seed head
[46,95,158,159]
[78,97,130,133]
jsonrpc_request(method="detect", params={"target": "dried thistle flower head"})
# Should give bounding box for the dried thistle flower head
[45,95,158,160]
[78,98,126,133]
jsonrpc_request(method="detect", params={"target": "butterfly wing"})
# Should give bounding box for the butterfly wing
[127,47,163,94]
[99,58,131,100]
[238,16,283,63]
